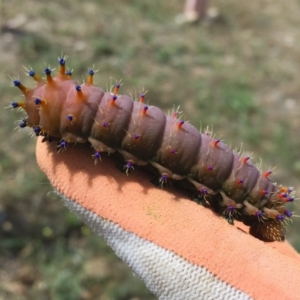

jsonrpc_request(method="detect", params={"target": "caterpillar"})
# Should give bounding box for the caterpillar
[10,56,295,242]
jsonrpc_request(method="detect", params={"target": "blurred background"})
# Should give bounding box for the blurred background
[1,0,300,299]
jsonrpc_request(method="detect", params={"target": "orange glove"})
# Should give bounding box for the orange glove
[36,138,300,300]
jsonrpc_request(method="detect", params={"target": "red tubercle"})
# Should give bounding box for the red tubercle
[177,120,184,129]
[261,190,268,196]
[172,111,179,118]
[207,166,213,171]
[277,192,288,199]
[242,156,250,164]
[110,94,118,105]
[277,192,295,203]
[212,139,220,147]
[285,197,294,203]
[264,170,272,178]
[142,105,148,115]
[237,179,244,184]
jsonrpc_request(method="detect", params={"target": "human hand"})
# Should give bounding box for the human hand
[36,138,300,300]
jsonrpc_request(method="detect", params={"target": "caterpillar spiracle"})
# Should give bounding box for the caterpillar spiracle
[10,56,295,242]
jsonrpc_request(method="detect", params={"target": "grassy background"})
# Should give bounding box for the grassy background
[1,0,300,299]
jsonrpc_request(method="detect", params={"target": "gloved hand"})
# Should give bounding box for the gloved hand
[36,138,300,300]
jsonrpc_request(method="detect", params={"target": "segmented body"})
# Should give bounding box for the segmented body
[11,57,294,241]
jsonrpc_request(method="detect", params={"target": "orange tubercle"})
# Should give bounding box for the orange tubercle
[139,93,145,103]
[13,80,28,94]
[142,105,148,115]
[113,83,121,95]
[44,67,53,83]
[75,85,85,101]
[86,69,95,85]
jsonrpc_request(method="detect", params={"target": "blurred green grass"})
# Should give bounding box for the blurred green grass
[1,0,300,299]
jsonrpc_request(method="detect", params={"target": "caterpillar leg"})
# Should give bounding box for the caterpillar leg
[150,162,184,180]
[117,149,148,167]
[89,137,116,154]
[112,149,148,175]
[187,177,216,195]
